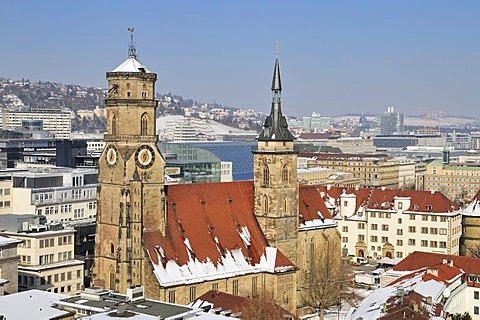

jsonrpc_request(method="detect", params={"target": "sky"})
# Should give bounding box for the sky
[2,1,480,118]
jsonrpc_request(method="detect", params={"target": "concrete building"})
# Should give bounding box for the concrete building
[0,235,21,295]
[0,107,71,139]
[303,153,412,189]
[380,106,404,135]
[297,167,360,187]
[0,214,84,294]
[322,186,462,259]
[325,137,376,154]
[422,154,480,203]
[0,167,98,222]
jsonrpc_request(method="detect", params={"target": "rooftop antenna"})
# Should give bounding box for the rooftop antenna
[128,27,137,59]
[275,40,280,58]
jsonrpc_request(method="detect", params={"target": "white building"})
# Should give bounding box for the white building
[0,107,71,139]
[316,186,462,259]
[0,167,98,222]
[0,214,84,295]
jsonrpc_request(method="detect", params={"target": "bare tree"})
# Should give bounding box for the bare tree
[301,237,347,319]
[239,289,295,320]
[467,244,480,258]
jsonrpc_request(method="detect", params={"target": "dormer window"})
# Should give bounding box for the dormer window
[426,205,433,211]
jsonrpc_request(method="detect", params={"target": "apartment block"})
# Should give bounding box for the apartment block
[0,214,84,294]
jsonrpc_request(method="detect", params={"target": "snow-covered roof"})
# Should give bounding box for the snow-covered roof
[0,235,21,247]
[112,57,151,73]
[462,191,480,216]
[0,289,70,319]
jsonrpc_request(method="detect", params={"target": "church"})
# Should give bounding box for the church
[93,41,340,314]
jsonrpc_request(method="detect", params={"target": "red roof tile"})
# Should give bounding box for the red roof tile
[299,185,334,223]
[394,251,480,275]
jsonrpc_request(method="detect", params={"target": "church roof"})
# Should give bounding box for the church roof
[112,57,151,73]
[142,181,338,287]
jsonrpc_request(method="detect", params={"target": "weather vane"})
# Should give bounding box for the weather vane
[128,27,137,59]
[275,40,279,58]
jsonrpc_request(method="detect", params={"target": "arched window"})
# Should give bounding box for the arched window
[263,195,269,214]
[142,84,147,98]
[282,164,289,184]
[262,165,270,186]
[141,113,148,135]
[284,196,288,213]
[111,113,117,135]
[110,243,115,254]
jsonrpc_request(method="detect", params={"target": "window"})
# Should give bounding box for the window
[439,242,447,248]
[370,212,376,218]
[385,213,391,219]
[397,229,403,235]
[232,280,239,295]
[282,165,289,184]
[398,202,403,209]
[408,239,416,245]
[430,228,438,235]
[358,235,365,241]
[431,216,437,222]
[212,283,218,291]
[396,252,403,258]
[440,216,447,222]
[342,237,348,243]
[252,277,258,297]
[440,228,447,235]
[371,224,378,230]
[141,113,148,135]
[422,216,428,221]
[381,237,389,243]
[358,223,365,229]
[396,240,403,246]
[379,213,384,218]
[430,241,438,248]
[371,236,378,242]
[474,291,479,300]
[408,226,416,233]
[168,290,176,303]
[111,113,117,135]
[142,84,147,99]
[421,240,428,247]
[475,306,479,315]
[398,218,402,224]
[263,195,269,214]
[421,227,428,234]
[409,214,416,220]
[382,225,389,231]
[189,286,197,301]
[261,164,270,186]
[342,226,348,232]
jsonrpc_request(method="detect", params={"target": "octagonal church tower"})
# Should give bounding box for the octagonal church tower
[93,40,166,293]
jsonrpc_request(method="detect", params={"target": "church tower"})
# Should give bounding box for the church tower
[93,30,166,293]
[253,51,298,264]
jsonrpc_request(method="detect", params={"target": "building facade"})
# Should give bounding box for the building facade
[0,235,21,295]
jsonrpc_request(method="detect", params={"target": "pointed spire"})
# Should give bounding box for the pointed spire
[257,43,294,142]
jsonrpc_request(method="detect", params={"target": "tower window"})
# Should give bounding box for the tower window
[142,84,147,98]
[282,165,290,184]
[141,113,148,135]
[262,165,270,186]
[263,195,269,214]
[110,243,115,254]
[111,113,117,135]
[284,196,288,213]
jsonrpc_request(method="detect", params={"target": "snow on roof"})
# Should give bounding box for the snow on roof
[0,235,21,247]
[462,191,480,216]
[414,279,445,302]
[112,57,151,73]
[0,289,70,319]
[148,245,295,287]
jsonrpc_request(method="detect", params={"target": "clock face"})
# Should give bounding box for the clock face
[135,145,155,169]
[105,145,117,166]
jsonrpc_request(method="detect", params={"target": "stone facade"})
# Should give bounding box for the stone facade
[0,236,20,295]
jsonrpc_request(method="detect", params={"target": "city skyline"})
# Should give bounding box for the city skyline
[2,1,480,118]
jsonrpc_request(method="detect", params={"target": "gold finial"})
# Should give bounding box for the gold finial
[275,40,279,58]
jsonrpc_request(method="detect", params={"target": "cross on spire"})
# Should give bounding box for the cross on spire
[128,27,137,59]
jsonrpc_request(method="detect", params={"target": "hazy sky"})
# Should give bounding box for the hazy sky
[2,1,480,118]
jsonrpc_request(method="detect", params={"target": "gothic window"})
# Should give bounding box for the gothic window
[263,195,269,214]
[282,165,290,184]
[141,113,148,135]
[142,84,147,98]
[126,83,131,97]
[111,113,117,135]
[262,164,270,186]
[110,243,115,254]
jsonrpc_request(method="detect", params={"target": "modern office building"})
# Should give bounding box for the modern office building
[380,107,404,135]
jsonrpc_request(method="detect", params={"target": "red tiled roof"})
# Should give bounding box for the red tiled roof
[192,290,297,319]
[368,189,458,213]
[394,251,480,275]
[299,185,334,223]
[315,186,371,213]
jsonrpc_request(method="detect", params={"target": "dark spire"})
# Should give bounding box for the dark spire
[258,45,294,142]
[128,27,137,59]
